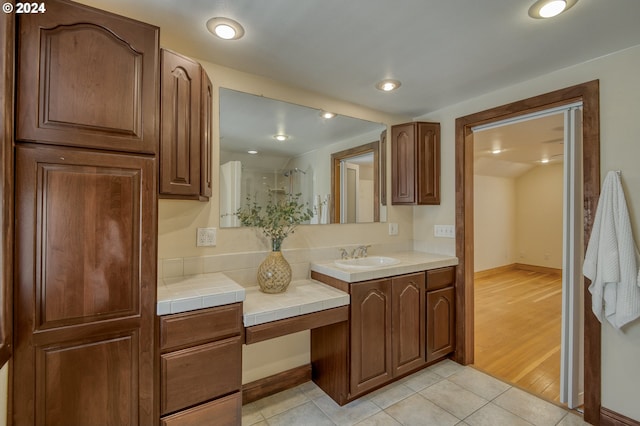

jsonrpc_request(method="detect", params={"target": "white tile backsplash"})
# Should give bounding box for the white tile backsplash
[161,241,415,284]
[162,258,184,278]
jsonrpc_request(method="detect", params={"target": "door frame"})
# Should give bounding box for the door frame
[454,80,600,424]
[331,141,380,223]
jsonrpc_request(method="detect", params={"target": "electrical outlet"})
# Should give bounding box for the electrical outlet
[388,223,399,236]
[196,227,217,247]
[434,225,455,238]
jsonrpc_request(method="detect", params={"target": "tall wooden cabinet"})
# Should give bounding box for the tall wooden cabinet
[159,48,212,201]
[391,122,440,205]
[13,1,159,424]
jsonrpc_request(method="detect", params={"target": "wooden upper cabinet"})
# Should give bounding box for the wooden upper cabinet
[200,69,213,200]
[16,0,159,154]
[391,122,440,205]
[159,49,213,200]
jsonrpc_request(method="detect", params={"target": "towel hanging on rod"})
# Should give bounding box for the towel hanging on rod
[583,170,640,329]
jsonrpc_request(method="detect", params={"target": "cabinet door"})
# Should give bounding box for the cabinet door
[426,287,455,362]
[391,123,416,204]
[160,48,201,198]
[13,144,156,425]
[199,69,213,200]
[392,273,425,376]
[416,122,440,205]
[350,279,392,396]
[16,0,159,154]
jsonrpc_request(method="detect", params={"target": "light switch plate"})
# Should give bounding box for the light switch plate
[196,227,217,246]
[388,223,399,235]
[434,225,455,238]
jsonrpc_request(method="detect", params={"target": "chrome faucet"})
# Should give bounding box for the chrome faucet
[353,245,371,259]
[339,248,350,259]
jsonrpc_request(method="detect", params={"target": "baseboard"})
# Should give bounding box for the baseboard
[474,264,516,279]
[601,407,640,426]
[514,263,562,275]
[242,364,312,405]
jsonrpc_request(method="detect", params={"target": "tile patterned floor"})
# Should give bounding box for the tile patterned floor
[242,360,590,426]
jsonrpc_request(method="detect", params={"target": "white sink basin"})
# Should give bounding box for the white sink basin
[334,256,400,270]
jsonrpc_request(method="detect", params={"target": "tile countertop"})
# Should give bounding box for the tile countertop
[310,251,459,283]
[157,273,350,328]
[157,272,246,315]
[243,279,350,327]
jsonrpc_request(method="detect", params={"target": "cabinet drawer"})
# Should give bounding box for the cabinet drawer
[426,267,455,291]
[160,303,242,351]
[161,336,242,415]
[161,392,241,426]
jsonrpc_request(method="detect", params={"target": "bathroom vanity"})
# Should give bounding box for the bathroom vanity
[309,252,457,405]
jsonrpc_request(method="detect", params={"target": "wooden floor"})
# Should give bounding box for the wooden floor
[473,267,563,403]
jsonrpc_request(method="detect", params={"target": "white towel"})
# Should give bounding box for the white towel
[320,194,330,224]
[583,171,640,329]
[310,195,320,224]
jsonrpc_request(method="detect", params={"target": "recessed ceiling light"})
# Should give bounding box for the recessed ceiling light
[320,111,336,119]
[247,150,258,154]
[273,134,289,141]
[528,0,577,19]
[375,79,401,92]
[206,17,245,40]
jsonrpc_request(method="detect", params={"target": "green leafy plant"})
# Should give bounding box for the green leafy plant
[235,193,313,251]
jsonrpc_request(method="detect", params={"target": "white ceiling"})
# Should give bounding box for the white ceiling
[219,89,384,158]
[473,113,565,178]
[78,0,640,117]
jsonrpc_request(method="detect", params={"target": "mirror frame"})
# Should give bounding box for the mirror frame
[330,141,379,223]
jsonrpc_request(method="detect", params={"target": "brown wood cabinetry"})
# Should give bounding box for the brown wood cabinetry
[159,48,213,200]
[350,279,392,396]
[311,270,432,405]
[14,144,157,425]
[391,122,440,205]
[12,1,159,424]
[392,273,426,376]
[200,70,214,199]
[16,0,159,155]
[159,304,243,424]
[426,267,455,362]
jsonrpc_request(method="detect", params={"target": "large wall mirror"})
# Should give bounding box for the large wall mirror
[219,88,386,228]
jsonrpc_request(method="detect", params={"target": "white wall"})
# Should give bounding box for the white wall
[416,45,640,420]
[516,164,564,269]
[473,175,517,272]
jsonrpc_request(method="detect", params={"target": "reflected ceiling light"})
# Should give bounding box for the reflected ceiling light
[273,134,289,141]
[528,0,577,19]
[375,79,401,92]
[491,149,502,154]
[540,158,550,164]
[247,150,258,154]
[206,17,245,40]
[320,111,336,119]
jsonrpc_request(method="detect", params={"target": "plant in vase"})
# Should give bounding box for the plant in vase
[235,193,313,293]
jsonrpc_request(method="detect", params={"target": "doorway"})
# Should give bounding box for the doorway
[454,81,601,423]
[471,110,575,405]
